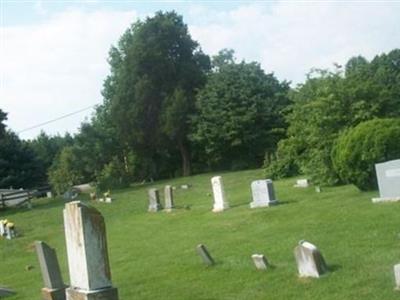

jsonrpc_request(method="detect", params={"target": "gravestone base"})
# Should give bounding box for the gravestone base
[212,205,228,213]
[250,200,278,208]
[66,287,118,300]
[372,197,400,203]
[41,287,66,300]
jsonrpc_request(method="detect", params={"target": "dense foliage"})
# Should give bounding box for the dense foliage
[266,49,400,185]
[332,118,400,191]
[191,51,290,170]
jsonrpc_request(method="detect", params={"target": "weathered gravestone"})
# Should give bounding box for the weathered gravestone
[35,241,66,300]
[211,176,229,212]
[148,188,162,212]
[251,254,269,270]
[164,185,174,212]
[63,201,118,300]
[294,179,309,188]
[196,244,215,266]
[294,240,328,278]
[373,159,400,203]
[250,179,278,208]
[394,264,400,290]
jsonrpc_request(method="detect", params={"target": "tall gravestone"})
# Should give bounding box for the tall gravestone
[35,241,66,300]
[250,179,278,208]
[164,185,174,212]
[373,159,400,203]
[148,188,162,212]
[211,176,229,212]
[294,240,328,278]
[63,201,118,300]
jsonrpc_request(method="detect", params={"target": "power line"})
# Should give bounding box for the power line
[17,105,97,134]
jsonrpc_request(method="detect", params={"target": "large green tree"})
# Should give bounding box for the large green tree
[191,51,290,170]
[103,11,210,178]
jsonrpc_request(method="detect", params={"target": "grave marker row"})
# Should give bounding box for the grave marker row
[196,241,327,278]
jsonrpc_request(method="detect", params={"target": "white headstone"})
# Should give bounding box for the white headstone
[211,176,228,212]
[251,254,269,270]
[63,201,118,299]
[373,159,400,202]
[250,179,278,208]
[294,179,309,188]
[294,240,327,278]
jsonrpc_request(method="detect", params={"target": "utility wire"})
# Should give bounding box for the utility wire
[17,104,97,134]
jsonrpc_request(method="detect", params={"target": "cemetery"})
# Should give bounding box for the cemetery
[1,168,400,299]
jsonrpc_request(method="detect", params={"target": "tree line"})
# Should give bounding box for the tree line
[1,11,399,193]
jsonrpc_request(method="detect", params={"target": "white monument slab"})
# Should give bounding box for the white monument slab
[373,159,400,203]
[148,188,162,212]
[250,179,278,208]
[251,254,269,270]
[394,264,400,290]
[211,176,228,212]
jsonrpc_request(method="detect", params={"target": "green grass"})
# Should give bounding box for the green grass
[1,168,400,299]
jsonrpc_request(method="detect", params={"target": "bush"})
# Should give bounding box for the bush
[264,138,299,179]
[96,156,134,192]
[332,118,400,191]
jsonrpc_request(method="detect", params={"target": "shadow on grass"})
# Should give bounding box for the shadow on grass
[327,263,342,273]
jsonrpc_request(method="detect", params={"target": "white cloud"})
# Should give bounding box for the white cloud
[1,9,137,139]
[189,2,400,84]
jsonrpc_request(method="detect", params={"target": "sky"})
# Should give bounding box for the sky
[1,0,399,140]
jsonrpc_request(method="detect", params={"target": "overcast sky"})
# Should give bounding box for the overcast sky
[1,0,399,140]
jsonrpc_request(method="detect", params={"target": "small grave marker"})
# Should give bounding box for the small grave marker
[196,244,215,266]
[294,179,309,188]
[251,254,269,270]
[294,240,328,278]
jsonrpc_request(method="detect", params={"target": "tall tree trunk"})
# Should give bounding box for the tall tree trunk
[178,140,191,176]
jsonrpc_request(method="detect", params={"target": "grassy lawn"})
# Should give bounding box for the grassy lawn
[1,168,399,299]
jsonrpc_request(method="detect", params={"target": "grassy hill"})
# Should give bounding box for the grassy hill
[1,169,399,300]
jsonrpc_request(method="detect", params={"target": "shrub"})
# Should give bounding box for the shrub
[96,156,134,192]
[332,118,400,191]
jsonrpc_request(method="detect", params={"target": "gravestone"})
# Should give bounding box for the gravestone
[63,201,118,300]
[164,185,174,212]
[250,179,278,208]
[373,159,400,203]
[394,264,400,290]
[251,254,269,270]
[196,244,215,266]
[211,176,229,212]
[294,240,327,278]
[148,188,162,212]
[294,179,309,188]
[35,241,66,300]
